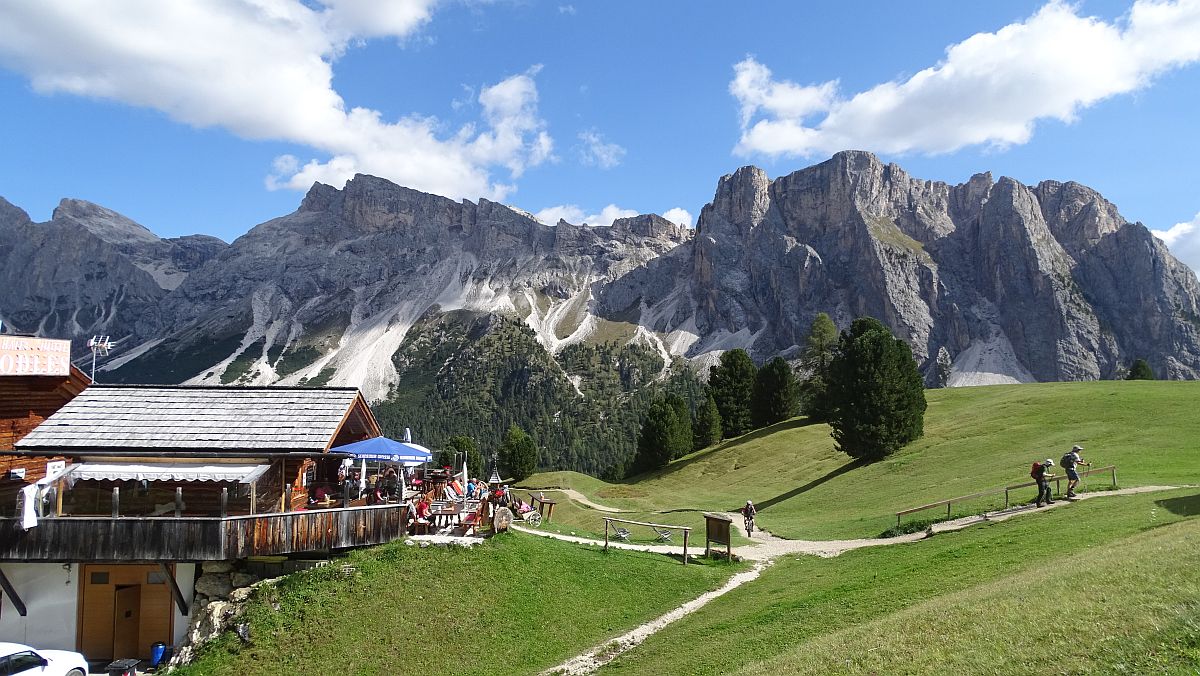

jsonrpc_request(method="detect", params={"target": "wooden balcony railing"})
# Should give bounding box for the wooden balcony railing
[0,503,409,562]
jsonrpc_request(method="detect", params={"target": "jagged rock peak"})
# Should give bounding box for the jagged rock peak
[52,198,160,245]
[0,196,32,226]
[300,182,340,212]
[612,213,691,241]
[700,165,771,236]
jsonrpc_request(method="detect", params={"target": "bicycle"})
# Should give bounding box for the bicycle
[744,514,755,536]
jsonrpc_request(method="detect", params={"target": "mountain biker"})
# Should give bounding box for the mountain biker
[742,500,757,534]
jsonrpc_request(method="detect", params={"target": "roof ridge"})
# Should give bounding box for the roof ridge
[88,384,362,392]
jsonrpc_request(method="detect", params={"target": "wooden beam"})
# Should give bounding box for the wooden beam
[0,565,27,616]
[159,563,189,617]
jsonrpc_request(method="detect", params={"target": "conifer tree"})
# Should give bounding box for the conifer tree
[498,424,538,481]
[447,434,484,478]
[1126,358,1155,380]
[799,312,838,420]
[827,317,927,461]
[664,393,693,459]
[633,398,677,471]
[752,356,799,428]
[709,348,756,438]
[692,390,722,451]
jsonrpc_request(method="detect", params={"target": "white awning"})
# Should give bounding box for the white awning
[61,462,271,484]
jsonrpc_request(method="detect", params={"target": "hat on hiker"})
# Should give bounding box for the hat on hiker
[1072,445,1083,452]
[746,500,753,505]
[1044,458,1055,466]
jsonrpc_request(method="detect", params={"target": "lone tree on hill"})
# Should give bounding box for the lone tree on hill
[692,390,722,451]
[498,424,537,482]
[827,317,927,461]
[799,312,838,421]
[447,434,485,477]
[633,398,678,471]
[752,356,799,428]
[709,348,757,438]
[664,393,693,459]
[1126,358,1155,380]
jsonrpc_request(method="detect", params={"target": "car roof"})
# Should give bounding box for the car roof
[0,642,38,654]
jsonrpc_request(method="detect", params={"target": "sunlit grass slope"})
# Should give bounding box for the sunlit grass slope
[601,488,1200,675]
[173,534,740,676]
[522,381,1200,539]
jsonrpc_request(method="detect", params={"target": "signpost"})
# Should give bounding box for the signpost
[0,336,71,376]
[704,512,733,560]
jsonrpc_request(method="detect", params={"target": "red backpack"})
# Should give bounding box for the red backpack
[1030,462,1041,479]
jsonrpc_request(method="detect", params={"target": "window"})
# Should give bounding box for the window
[147,571,167,584]
[5,650,48,674]
[90,571,110,584]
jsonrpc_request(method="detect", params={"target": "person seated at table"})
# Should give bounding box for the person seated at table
[411,495,433,531]
[308,483,331,505]
[465,477,478,499]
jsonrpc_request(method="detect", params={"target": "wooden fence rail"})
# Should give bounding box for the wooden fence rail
[895,465,1118,527]
[603,517,691,565]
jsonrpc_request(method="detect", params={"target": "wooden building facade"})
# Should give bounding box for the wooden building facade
[0,384,405,664]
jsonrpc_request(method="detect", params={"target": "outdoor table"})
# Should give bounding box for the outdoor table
[431,505,462,528]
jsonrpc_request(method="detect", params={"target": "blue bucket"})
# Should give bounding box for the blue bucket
[150,642,167,667]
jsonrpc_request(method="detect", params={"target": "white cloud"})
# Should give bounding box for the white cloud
[0,0,552,201]
[662,207,693,228]
[1154,212,1200,272]
[535,204,636,227]
[535,204,693,228]
[558,5,577,15]
[731,0,1200,158]
[578,130,626,169]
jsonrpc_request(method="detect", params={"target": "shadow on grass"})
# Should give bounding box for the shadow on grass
[756,458,866,512]
[1156,492,1200,517]
[619,417,824,485]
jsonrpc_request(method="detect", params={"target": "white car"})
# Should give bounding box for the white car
[0,642,88,676]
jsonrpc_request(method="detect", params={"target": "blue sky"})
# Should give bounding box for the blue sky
[0,0,1198,268]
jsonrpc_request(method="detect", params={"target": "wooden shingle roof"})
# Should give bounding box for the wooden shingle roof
[16,385,376,452]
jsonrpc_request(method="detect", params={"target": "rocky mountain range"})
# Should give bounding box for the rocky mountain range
[3,151,1198,470]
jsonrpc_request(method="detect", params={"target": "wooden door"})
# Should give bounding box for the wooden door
[80,565,173,661]
[112,585,141,659]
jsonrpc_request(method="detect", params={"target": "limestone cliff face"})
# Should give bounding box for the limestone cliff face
[0,197,225,357]
[104,175,691,396]
[5,152,1199,394]
[602,151,1200,382]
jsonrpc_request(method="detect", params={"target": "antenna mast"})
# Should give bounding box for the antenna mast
[87,335,110,381]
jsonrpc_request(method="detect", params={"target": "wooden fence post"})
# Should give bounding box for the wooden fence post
[603,519,609,552]
[683,529,689,565]
[1112,466,1117,488]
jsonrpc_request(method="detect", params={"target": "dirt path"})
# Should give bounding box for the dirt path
[529,485,1183,674]
[542,560,772,675]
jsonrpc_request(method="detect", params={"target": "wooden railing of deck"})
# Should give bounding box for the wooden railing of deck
[0,503,408,562]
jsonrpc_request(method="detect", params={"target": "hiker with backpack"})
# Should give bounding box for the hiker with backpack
[1030,458,1055,507]
[1061,445,1091,498]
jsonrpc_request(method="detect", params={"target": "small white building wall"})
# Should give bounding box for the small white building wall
[171,563,195,648]
[0,562,79,651]
[1,562,198,654]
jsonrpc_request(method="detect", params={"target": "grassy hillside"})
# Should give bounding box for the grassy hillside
[521,381,1200,539]
[173,534,740,676]
[601,488,1200,675]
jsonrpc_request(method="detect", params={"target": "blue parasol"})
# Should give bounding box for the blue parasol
[331,436,433,463]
